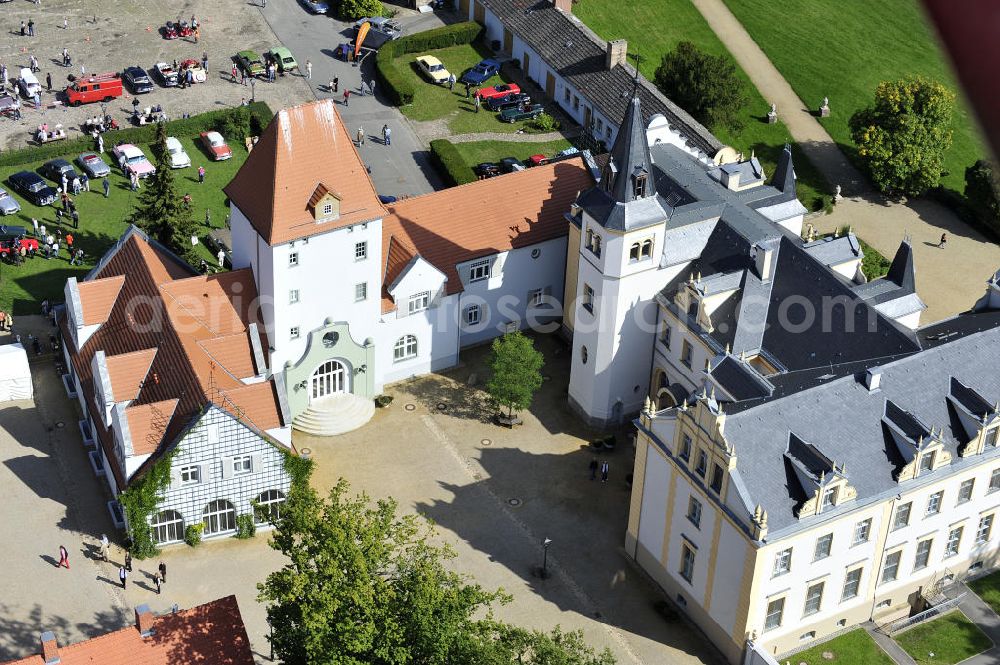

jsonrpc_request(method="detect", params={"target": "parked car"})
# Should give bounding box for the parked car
[205,227,232,256]
[299,0,330,13]
[112,144,156,178]
[165,137,191,169]
[486,92,530,112]
[179,60,207,84]
[8,171,57,206]
[236,50,266,78]
[500,102,544,123]
[477,82,521,101]
[460,59,501,85]
[154,62,179,87]
[39,159,80,185]
[16,68,41,99]
[265,47,298,73]
[0,188,21,216]
[64,72,123,106]
[0,227,39,257]
[474,163,501,179]
[377,194,398,205]
[353,17,402,40]
[122,66,154,94]
[499,157,525,173]
[200,131,233,161]
[415,55,450,84]
[75,152,111,178]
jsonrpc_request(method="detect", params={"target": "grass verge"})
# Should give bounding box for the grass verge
[786,629,895,665]
[895,610,992,664]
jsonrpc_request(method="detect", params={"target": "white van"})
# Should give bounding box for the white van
[17,69,40,99]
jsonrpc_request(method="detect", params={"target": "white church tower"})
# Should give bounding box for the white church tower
[567,94,674,427]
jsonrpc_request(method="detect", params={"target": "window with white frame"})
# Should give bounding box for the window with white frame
[991,468,1000,493]
[290,326,300,340]
[232,455,253,475]
[803,582,824,616]
[881,550,902,583]
[355,241,367,260]
[772,548,792,577]
[987,428,999,447]
[977,515,994,544]
[680,543,696,582]
[841,568,863,600]
[687,496,702,528]
[893,502,912,530]
[920,451,935,472]
[822,486,838,511]
[582,284,594,313]
[179,464,200,484]
[814,533,833,561]
[853,518,872,545]
[914,539,933,570]
[465,304,481,326]
[289,289,300,304]
[150,509,184,544]
[202,499,237,535]
[355,282,368,302]
[528,289,544,307]
[469,258,491,282]
[629,243,640,262]
[640,238,653,259]
[408,291,430,313]
[926,491,943,516]
[958,478,975,504]
[288,251,299,267]
[394,335,418,361]
[945,526,963,557]
[322,203,333,216]
[764,597,785,632]
[254,489,286,525]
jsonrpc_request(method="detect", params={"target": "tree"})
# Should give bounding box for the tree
[849,77,955,197]
[258,478,615,665]
[653,41,747,132]
[129,123,200,264]
[485,331,544,419]
[965,159,1000,234]
[338,0,383,21]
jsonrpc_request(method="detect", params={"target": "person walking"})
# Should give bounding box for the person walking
[118,566,127,588]
[158,561,167,584]
[356,126,365,145]
[305,60,312,79]
[28,20,34,37]
[58,545,69,569]
[124,550,132,572]
[80,63,85,78]
[80,173,89,192]
[589,458,598,480]
[448,73,455,91]
[65,233,73,252]
[96,133,104,154]
[32,218,38,236]
[21,21,26,37]
[102,176,110,198]
[333,76,338,93]
[464,82,471,98]
[382,125,391,146]
[343,89,350,106]
[474,94,481,113]
[197,165,205,184]
[99,534,109,562]
[51,240,59,259]
[45,71,51,92]
[30,55,38,72]
[202,52,208,71]
[600,460,609,483]
[231,63,238,83]
[939,232,947,248]
[154,573,161,594]
[62,17,68,30]
[194,27,200,44]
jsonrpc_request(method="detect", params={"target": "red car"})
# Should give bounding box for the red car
[200,131,232,161]
[475,82,520,100]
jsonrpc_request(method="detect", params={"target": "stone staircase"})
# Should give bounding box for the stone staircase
[292,392,375,436]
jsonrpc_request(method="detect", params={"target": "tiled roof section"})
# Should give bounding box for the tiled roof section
[126,399,180,456]
[381,158,594,306]
[105,348,157,402]
[61,228,285,489]
[223,100,387,246]
[308,182,334,209]
[2,595,254,665]
[76,275,125,325]
[381,236,416,314]
[477,0,722,157]
[198,333,257,380]
[218,382,283,431]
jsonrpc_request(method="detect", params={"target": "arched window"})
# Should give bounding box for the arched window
[629,243,640,262]
[640,239,653,259]
[592,235,602,257]
[393,335,418,361]
[150,509,184,544]
[586,228,594,250]
[254,489,287,525]
[202,499,237,535]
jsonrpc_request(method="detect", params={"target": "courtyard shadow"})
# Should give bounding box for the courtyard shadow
[0,603,128,661]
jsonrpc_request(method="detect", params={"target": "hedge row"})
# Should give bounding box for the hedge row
[0,101,273,168]
[376,21,485,107]
[429,139,475,187]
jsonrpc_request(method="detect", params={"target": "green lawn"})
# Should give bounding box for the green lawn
[788,629,895,665]
[895,610,992,664]
[396,43,550,136]
[452,139,573,166]
[721,0,986,195]
[0,136,247,315]
[573,0,831,211]
[968,571,1000,617]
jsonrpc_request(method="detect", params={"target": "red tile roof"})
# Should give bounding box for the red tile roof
[77,275,125,325]
[223,99,387,245]
[380,159,593,312]
[105,348,157,402]
[2,595,255,665]
[62,229,285,488]
[126,399,180,456]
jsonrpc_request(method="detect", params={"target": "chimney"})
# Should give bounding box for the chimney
[40,631,60,664]
[606,39,627,70]
[553,0,573,13]
[753,243,773,282]
[864,366,882,392]
[135,605,156,637]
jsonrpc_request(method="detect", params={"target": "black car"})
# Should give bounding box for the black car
[39,159,79,185]
[474,163,501,179]
[9,171,58,206]
[499,157,525,173]
[122,66,154,94]
[486,92,531,112]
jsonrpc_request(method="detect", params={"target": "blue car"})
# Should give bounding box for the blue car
[460,58,500,85]
[300,0,330,13]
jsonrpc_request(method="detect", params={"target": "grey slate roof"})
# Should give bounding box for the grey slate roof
[709,356,773,401]
[802,234,861,267]
[724,324,1000,535]
[479,0,722,157]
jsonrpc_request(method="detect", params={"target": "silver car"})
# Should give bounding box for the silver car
[76,152,111,178]
[0,188,21,216]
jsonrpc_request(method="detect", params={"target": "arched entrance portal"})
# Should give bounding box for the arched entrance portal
[310,360,348,402]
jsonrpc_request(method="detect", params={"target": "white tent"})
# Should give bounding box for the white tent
[0,344,33,401]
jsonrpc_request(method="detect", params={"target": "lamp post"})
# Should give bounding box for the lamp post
[250,78,256,104]
[266,615,273,661]
[541,537,552,579]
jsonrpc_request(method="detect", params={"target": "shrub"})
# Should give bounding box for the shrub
[184,523,205,547]
[235,513,256,539]
[654,41,747,132]
[531,112,557,132]
[376,22,484,107]
[964,160,1000,238]
[338,0,383,20]
[429,139,475,187]
[217,107,253,142]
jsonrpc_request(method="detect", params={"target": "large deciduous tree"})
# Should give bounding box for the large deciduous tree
[965,159,1000,234]
[849,77,955,197]
[129,123,199,264]
[653,41,747,132]
[485,331,544,419]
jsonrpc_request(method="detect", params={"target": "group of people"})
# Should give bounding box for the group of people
[64,536,170,593]
[355,124,391,146]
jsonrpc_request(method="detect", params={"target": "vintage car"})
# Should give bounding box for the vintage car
[236,50,266,78]
[166,137,192,169]
[8,171,57,206]
[0,188,21,216]
[75,152,111,178]
[500,102,545,123]
[415,55,450,85]
[200,131,232,161]
[154,62,179,87]
[477,82,521,101]
[122,66,154,94]
[112,144,156,178]
[460,59,500,85]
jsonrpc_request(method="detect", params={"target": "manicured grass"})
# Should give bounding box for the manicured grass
[396,43,549,136]
[968,570,1000,617]
[452,139,572,166]
[0,136,247,315]
[721,0,986,195]
[574,0,831,211]
[895,610,992,664]
[788,629,895,665]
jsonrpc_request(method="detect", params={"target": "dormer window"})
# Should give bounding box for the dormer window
[640,239,653,259]
[308,183,341,223]
[323,203,333,216]
[629,243,640,261]
[592,235,602,257]
[629,238,653,263]
[919,451,936,472]
[821,486,838,510]
[987,428,999,448]
[586,229,593,250]
[633,172,648,198]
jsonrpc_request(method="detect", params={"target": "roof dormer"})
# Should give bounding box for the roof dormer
[308,183,341,224]
[882,399,951,480]
[948,377,1000,456]
[784,433,856,518]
